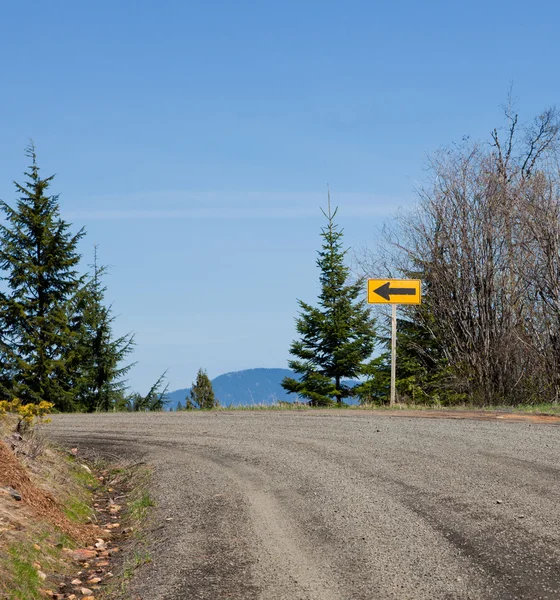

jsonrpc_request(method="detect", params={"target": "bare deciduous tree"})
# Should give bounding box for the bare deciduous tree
[360,105,560,405]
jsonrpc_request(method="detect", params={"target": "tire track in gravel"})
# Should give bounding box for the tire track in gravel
[206,453,344,600]
[44,411,560,600]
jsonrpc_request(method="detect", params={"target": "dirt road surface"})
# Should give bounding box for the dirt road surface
[44,411,560,599]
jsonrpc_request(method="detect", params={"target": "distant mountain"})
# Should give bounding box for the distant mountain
[167,368,296,410]
[167,367,360,410]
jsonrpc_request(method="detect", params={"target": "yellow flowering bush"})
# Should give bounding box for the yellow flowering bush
[0,398,54,432]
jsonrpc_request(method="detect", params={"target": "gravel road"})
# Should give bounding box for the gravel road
[45,411,560,599]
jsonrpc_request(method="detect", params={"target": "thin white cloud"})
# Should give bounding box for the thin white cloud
[63,191,414,221]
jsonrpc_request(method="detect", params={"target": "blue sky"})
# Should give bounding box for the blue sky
[1,1,559,393]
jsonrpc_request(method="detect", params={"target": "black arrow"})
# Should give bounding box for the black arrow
[373,282,416,301]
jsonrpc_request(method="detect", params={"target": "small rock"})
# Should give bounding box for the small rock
[80,588,94,596]
[87,577,102,584]
[71,448,78,455]
[68,596,77,600]
[94,539,106,549]
[34,543,41,551]
[80,464,92,473]
[96,561,110,567]
[69,549,97,562]
[37,570,47,581]
[518,514,525,519]
[0,486,22,501]
[496,500,503,504]
[71,579,82,585]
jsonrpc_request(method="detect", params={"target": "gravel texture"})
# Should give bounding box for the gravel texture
[44,410,560,599]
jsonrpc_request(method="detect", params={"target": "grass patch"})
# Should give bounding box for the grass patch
[6,545,42,600]
[123,548,153,579]
[100,465,156,599]
[128,489,155,522]
[210,401,560,415]
[63,497,92,523]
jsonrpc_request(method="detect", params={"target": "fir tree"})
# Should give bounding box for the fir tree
[188,368,219,409]
[71,247,135,412]
[115,371,169,411]
[0,330,13,399]
[282,193,376,405]
[0,144,85,409]
[355,300,464,405]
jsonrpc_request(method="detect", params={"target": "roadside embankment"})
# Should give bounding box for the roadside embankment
[0,417,153,600]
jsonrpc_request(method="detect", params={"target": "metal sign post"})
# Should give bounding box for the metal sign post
[368,279,422,407]
[391,303,397,407]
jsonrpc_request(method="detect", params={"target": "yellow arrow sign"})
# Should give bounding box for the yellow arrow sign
[368,279,422,304]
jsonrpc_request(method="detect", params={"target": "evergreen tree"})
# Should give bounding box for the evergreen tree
[282,193,376,405]
[115,371,169,411]
[0,144,85,410]
[355,301,464,405]
[0,331,13,399]
[188,368,219,409]
[71,247,135,412]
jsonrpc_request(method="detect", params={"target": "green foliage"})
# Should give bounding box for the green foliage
[70,247,135,411]
[0,144,85,410]
[0,146,137,413]
[188,368,219,409]
[116,371,169,411]
[282,194,376,405]
[355,302,466,406]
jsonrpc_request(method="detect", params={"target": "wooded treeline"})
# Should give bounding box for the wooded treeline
[361,105,560,406]
[284,105,560,408]
[0,144,166,412]
[4,105,560,412]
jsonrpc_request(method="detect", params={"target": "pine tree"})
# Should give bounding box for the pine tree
[0,144,85,410]
[188,368,219,409]
[71,247,135,412]
[282,193,376,405]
